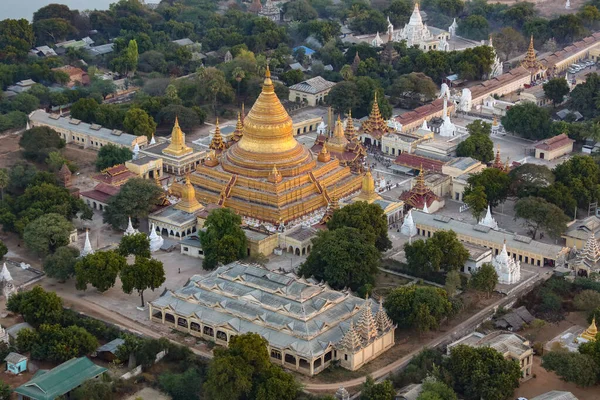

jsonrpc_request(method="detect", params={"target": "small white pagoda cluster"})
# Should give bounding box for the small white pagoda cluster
[0,324,8,345]
[380,4,450,51]
[488,35,504,79]
[80,230,94,257]
[439,98,456,137]
[401,209,417,237]
[124,217,139,236]
[478,205,498,230]
[571,232,600,276]
[337,298,395,361]
[493,242,521,284]
[0,263,15,299]
[149,223,164,252]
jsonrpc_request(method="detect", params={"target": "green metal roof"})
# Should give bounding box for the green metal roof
[14,357,107,400]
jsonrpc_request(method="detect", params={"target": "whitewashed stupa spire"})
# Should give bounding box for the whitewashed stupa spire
[479,205,498,230]
[124,217,137,236]
[81,229,94,257]
[149,223,164,252]
[0,263,13,283]
[401,209,417,237]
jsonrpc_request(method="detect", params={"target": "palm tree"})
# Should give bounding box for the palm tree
[232,67,246,99]
[0,169,7,200]
[340,65,354,81]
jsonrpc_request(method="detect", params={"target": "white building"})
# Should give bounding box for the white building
[438,99,456,137]
[478,205,498,230]
[390,4,450,51]
[493,241,521,285]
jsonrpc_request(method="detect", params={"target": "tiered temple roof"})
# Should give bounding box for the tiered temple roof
[581,317,598,341]
[189,67,363,224]
[227,112,244,147]
[574,232,600,273]
[163,116,193,157]
[399,168,441,210]
[357,299,379,343]
[360,93,391,140]
[521,36,547,75]
[344,111,358,142]
[209,119,227,153]
[311,116,366,172]
[175,174,204,214]
[375,298,394,333]
[352,169,382,203]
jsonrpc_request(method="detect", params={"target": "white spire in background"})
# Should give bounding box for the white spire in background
[149,223,164,252]
[401,209,417,237]
[124,217,137,236]
[150,134,156,145]
[479,205,499,230]
[0,263,13,283]
[423,202,429,214]
[81,230,94,257]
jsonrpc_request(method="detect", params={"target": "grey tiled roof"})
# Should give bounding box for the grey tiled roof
[29,110,138,147]
[531,391,578,400]
[151,262,381,358]
[289,76,336,94]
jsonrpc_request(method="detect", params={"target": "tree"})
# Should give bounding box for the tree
[103,178,163,230]
[509,164,554,197]
[197,67,235,115]
[493,27,526,61]
[384,286,452,330]
[544,78,570,107]
[33,18,76,44]
[465,168,510,209]
[90,77,117,100]
[118,233,151,258]
[542,351,600,387]
[281,69,305,86]
[327,81,360,115]
[6,286,63,326]
[0,169,9,200]
[405,230,469,273]
[455,120,494,163]
[157,104,202,130]
[0,19,35,62]
[96,144,133,171]
[19,126,65,162]
[283,0,318,21]
[71,98,100,122]
[574,290,600,311]
[360,376,395,400]
[43,246,80,282]
[445,270,461,297]
[11,93,41,114]
[159,367,204,400]
[75,250,127,292]
[501,102,552,140]
[445,345,521,400]
[71,380,113,400]
[299,227,380,292]
[0,381,10,400]
[389,73,437,109]
[124,108,157,139]
[23,213,73,257]
[17,324,98,363]
[514,197,569,239]
[204,333,299,400]
[469,263,498,297]
[463,185,487,222]
[457,15,489,40]
[199,208,248,270]
[417,379,458,400]
[120,256,166,307]
[553,155,600,209]
[327,201,391,252]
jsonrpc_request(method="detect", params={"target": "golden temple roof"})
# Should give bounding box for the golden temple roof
[317,143,331,163]
[210,118,227,152]
[360,92,391,139]
[353,169,382,203]
[224,66,314,177]
[345,110,357,142]
[328,116,350,151]
[163,116,193,157]
[175,174,203,213]
[268,164,282,183]
[581,317,598,341]
[521,36,545,72]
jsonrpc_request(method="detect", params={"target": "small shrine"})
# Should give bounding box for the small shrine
[320,196,340,224]
[258,0,281,21]
[80,230,94,257]
[227,112,244,147]
[438,98,456,137]
[399,168,444,213]
[493,241,521,284]
[359,93,391,147]
[209,118,227,154]
[400,209,417,237]
[521,36,547,82]
[149,223,164,252]
[124,217,138,236]
[571,231,600,277]
[312,116,366,173]
[579,317,598,342]
[479,205,498,230]
[0,263,15,299]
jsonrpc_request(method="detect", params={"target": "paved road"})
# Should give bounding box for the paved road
[302,269,550,391]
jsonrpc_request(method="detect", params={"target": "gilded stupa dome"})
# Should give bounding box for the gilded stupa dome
[223,66,315,178]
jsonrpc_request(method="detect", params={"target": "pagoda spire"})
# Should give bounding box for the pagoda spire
[317,143,331,163]
[493,147,503,169]
[354,168,382,203]
[521,35,543,71]
[249,0,262,13]
[360,92,390,138]
[124,217,137,236]
[229,111,244,145]
[337,321,363,351]
[321,195,339,224]
[209,118,227,152]
[81,229,94,257]
[357,298,378,344]
[328,115,349,150]
[352,51,361,73]
[375,297,394,333]
[163,116,193,157]
[0,262,13,283]
[175,173,203,213]
[581,317,598,341]
[344,110,357,141]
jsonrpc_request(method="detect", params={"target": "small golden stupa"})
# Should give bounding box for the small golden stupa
[581,317,598,342]
[175,174,203,213]
[209,118,227,153]
[353,169,382,203]
[163,116,193,157]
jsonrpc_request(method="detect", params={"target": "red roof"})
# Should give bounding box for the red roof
[80,183,121,203]
[534,134,574,151]
[394,153,444,173]
[394,98,448,127]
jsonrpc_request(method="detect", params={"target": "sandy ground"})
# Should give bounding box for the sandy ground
[496,0,587,18]
[0,132,24,169]
[125,387,171,400]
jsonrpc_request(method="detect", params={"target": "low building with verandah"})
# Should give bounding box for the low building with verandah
[534,133,574,161]
[288,76,336,106]
[149,262,396,376]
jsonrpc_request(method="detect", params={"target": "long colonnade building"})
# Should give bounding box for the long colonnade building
[188,68,363,225]
[149,262,396,376]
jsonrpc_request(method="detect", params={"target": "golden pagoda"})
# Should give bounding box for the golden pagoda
[312,116,366,172]
[163,116,193,157]
[209,118,227,153]
[400,167,442,211]
[360,92,391,142]
[175,174,203,213]
[329,116,350,150]
[492,147,504,169]
[521,36,547,80]
[345,110,358,142]
[317,143,331,163]
[353,169,382,203]
[188,67,363,224]
[228,112,244,147]
[581,317,598,342]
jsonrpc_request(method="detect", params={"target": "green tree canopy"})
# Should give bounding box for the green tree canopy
[501,102,552,140]
[469,263,498,297]
[388,72,437,109]
[359,376,396,400]
[509,164,555,197]
[384,286,452,331]
[95,143,133,171]
[19,126,65,162]
[43,245,80,282]
[514,196,570,239]
[463,185,487,222]
[455,120,494,163]
[553,155,600,209]
[203,333,299,400]
[543,77,570,106]
[23,213,74,257]
[298,227,380,292]
[158,367,204,400]
[103,178,163,229]
[492,27,527,61]
[6,286,63,327]
[542,351,600,387]
[327,201,391,252]
[464,168,510,209]
[17,324,98,363]
[417,378,458,400]
[405,230,469,273]
[457,15,489,40]
[123,107,157,139]
[120,256,166,307]
[118,232,151,258]
[75,250,127,292]
[199,208,248,270]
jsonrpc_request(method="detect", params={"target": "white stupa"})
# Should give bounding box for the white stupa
[438,98,456,137]
[0,324,8,344]
[317,121,326,135]
[132,143,140,159]
[458,88,472,112]
[149,223,164,252]
[1,263,15,299]
[423,202,429,214]
[449,18,458,38]
[478,205,498,230]
[124,217,138,236]
[401,209,417,237]
[150,134,156,145]
[493,241,521,284]
[372,31,383,47]
[26,120,30,130]
[566,0,571,9]
[488,35,503,79]
[439,82,450,99]
[421,120,430,131]
[81,230,94,257]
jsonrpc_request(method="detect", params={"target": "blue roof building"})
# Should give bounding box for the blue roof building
[293,46,316,57]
